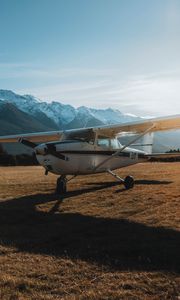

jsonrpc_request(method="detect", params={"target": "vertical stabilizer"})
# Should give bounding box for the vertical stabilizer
[141,132,154,154]
[134,132,154,154]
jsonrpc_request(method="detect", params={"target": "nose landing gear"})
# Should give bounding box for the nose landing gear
[55,175,77,194]
[56,175,67,194]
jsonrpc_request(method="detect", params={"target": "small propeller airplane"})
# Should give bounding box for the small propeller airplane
[0,115,180,193]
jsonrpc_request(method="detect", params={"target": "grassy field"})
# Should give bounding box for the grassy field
[0,162,179,300]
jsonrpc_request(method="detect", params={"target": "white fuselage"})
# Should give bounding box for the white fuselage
[35,139,148,175]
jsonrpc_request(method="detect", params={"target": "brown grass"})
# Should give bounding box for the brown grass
[0,162,180,300]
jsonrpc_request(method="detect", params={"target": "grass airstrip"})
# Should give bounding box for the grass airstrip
[0,163,179,299]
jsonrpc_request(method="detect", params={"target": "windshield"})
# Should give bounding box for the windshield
[110,138,121,149]
[63,128,95,144]
[97,138,121,149]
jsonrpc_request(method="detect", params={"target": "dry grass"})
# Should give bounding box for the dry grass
[0,162,179,300]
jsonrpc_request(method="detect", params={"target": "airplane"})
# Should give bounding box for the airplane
[0,115,180,194]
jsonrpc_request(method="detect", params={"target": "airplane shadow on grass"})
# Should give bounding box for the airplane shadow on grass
[0,181,179,273]
[87,179,172,193]
[87,179,172,186]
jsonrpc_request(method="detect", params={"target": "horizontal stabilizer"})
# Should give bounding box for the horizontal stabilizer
[145,152,180,159]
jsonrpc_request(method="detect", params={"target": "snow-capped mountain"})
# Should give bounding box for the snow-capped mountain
[0,90,140,128]
[0,89,39,110]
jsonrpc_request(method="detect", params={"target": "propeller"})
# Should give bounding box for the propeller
[19,138,68,161]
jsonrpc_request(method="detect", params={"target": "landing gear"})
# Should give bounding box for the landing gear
[107,169,134,190]
[56,175,67,194]
[124,175,134,190]
[55,175,77,194]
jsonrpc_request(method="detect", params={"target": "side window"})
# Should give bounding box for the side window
[97,139,110,148]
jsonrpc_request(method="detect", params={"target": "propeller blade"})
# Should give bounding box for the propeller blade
[19,138,37,149]
[45,144,68,161]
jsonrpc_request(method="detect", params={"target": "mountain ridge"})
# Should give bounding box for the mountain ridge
[0,89,140,129]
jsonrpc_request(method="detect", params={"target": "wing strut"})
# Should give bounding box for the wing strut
[93,124,155,171]
[107,169,124,182]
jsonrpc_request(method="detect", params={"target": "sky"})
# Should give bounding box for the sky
[0,0,180,116]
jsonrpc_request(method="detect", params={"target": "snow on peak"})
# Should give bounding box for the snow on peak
[22,94,41,103]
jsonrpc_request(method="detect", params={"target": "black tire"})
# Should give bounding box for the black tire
[124,175,134,190]
[56,177,67,194]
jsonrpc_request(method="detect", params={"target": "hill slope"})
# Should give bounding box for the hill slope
[0,101,59,154]
[0,101,58,135]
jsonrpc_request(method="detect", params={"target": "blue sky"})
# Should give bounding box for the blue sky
[0,0,180,116]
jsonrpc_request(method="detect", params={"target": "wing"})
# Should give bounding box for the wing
[92,114,180,137]
[0,114,179,143]
[0,130,63,143]
[0,128,94,143]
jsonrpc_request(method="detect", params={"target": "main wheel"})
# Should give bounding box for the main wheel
[124,175,134,190]
[56,176,67,194]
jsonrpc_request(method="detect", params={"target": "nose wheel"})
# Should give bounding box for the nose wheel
[107,170,134,190]
[124,175,134,189]
[56,175,67,194]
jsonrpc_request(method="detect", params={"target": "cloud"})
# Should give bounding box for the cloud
[2,62,180,116]
[115,74,180,115]
[16,71,180,116]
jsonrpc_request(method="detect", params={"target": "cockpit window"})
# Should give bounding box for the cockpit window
[97,138,110,148]
[62,130,121,148]
[97,138,121,149]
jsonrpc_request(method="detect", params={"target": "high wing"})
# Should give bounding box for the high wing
[92,114,180,137]
[0,131,63,143]
[0,115,180,143]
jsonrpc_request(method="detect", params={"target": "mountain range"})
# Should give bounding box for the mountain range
[0,90,140,132]
[0,89,179,154]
